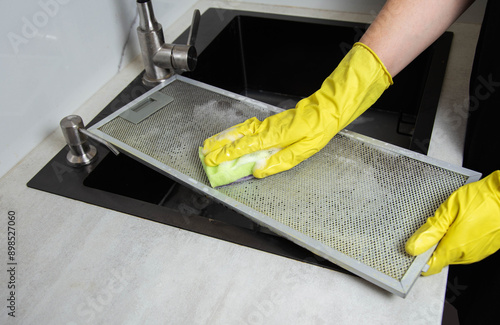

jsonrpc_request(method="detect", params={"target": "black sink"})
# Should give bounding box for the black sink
[28,8,452,275]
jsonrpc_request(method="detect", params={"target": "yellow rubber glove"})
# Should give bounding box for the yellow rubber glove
[406,170,500,276]
[202,42,393,178]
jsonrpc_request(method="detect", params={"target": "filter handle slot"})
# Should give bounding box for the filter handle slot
[120,91,174,124]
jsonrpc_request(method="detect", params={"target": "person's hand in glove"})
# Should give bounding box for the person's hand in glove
[202,42,393,178]
[406,171,500,276]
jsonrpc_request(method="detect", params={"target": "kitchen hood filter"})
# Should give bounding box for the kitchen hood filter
[89,75,480,297]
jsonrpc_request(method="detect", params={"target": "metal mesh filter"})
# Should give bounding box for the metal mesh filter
[90,75,480,297]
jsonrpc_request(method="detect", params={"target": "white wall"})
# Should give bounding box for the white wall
[0,0,197,178]
[0,0,487,178]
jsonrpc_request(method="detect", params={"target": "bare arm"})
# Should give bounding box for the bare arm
[360,0,475,77]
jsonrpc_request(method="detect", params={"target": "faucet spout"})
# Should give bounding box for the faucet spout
[137,0,159,32]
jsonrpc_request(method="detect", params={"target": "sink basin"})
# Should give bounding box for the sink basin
[28,8,452,276]
[184,10,452,152]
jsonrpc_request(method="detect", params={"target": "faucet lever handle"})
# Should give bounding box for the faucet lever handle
[187,9,201,46]
[153,9,201,72]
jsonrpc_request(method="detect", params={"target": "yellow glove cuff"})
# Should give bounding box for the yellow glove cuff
[353,42,394,86]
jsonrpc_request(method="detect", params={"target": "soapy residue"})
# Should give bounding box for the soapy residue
[253,148,281,172]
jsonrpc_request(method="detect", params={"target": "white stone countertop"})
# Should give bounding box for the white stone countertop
[0,1,482,324]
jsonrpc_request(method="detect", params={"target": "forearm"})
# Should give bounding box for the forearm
[360,0,475,76]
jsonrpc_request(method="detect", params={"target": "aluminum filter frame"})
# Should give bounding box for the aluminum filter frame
[89,75,481,297]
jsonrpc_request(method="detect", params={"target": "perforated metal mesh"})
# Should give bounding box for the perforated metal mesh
[92,76,478,296]
[99,81,273,176]
[221,137,464,280]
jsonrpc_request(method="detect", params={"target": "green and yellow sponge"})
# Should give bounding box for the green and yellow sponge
[198,147,276,188]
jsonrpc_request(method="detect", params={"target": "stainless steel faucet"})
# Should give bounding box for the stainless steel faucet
[136,0,200,87]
